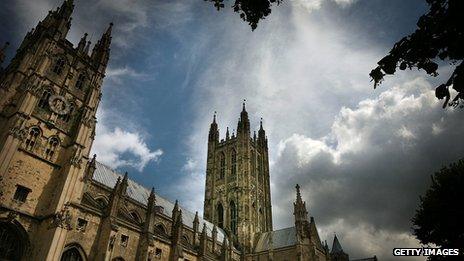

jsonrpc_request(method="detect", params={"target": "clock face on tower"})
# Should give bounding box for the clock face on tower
[48,94,70,115]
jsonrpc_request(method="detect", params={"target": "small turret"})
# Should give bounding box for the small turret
[293,184,309,240]
[220,237,229,260]
[193,211,200,244]
[208,112,219,143]
[77,33,88,53]
[199,223,208,256]
[237,100,250,135]
[226,127,230,140]
[258,118,267,147]
[212,224,218,253]
[40,0,74,39]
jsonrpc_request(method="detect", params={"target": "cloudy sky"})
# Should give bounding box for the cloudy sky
[1,0,463,259]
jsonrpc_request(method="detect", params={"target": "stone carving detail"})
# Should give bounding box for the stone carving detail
[49,204,72,230]
[69,147,83,168]
[48,94,70,115]
[9,126,27,141]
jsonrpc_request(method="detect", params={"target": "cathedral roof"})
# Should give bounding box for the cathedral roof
[92,161,226,243]
[331,234,345,254]
[254,227,297,252]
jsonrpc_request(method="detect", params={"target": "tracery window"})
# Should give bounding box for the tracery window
[155,224,167,236]
[44,137,60,160]
[219,152,225,179]
[38,89,52,109]
[230,201,237,235]
[217,203,224,229]
[231,150,237,176]
[75,73,85,90]
[53,57,66,75]
[130,211,141,223]
[25,127,40,151]
[0,223,25,260]
[61,247,84,261]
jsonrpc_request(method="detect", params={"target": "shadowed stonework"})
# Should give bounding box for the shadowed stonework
[0,1,377,260]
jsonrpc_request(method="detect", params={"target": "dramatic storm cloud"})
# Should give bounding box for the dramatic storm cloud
[2,0,461,260]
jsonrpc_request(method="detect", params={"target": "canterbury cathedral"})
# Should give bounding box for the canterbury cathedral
[0,1,377,260]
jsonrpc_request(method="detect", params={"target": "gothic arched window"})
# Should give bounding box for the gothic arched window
[53,57,66,75]
[25,127,41,151]
[231,150,237,176]
[38,89,52,109]
[216,203,224,229]
[129,211,141,223]
[95,197,108,209]
[0,222,27,261]
[44,137,60,160]
[219,152,225,179]
[60,246,84,261]
[182,235,190,246]
[230,201,237,235]
[75,73,85,90]
[155,224,167,236]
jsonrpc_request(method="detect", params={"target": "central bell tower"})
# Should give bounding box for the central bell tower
[203,103,272,252]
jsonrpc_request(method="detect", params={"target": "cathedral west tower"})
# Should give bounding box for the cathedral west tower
[0,0,112,259]
[203,103,273,253]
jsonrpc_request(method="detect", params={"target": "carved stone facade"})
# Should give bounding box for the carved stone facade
[203,105,272,253]
[0,1,370,261]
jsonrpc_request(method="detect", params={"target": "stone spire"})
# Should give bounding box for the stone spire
[293,184,309,240]
[136,187,156,260]
[199,223,208,256]
[106,173,128,217]
[237,100,250,135]
[193,211,200,244]
[258,118,267,148]
[220,237,229,260]
[91,22,113,70]
[40,0,74,39]
[212,224,218,253]
[209,111,219,142]
[77,33,88,52]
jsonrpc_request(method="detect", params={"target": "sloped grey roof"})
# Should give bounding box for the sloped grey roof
[331,234,344,254]
[254,227,297,252]
[92,161,226,242]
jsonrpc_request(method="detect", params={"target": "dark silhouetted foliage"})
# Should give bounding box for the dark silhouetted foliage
[412,159,464,260]
[205,0,282,30]
[370,0,464,108]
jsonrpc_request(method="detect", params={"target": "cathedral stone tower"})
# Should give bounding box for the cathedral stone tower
[0,0,112,259]
[203,103,273,252]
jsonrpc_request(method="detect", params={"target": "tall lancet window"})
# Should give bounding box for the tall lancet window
[230,201,237,235]
[217,203,224,229]
[75,73,86,90]
[44,137,60,160]
[52,57,65,75]
[53,58,66,75]
[25,127,40,151]
[231,149,237,176]
[219,152,225,179]
[38,89,52,109]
